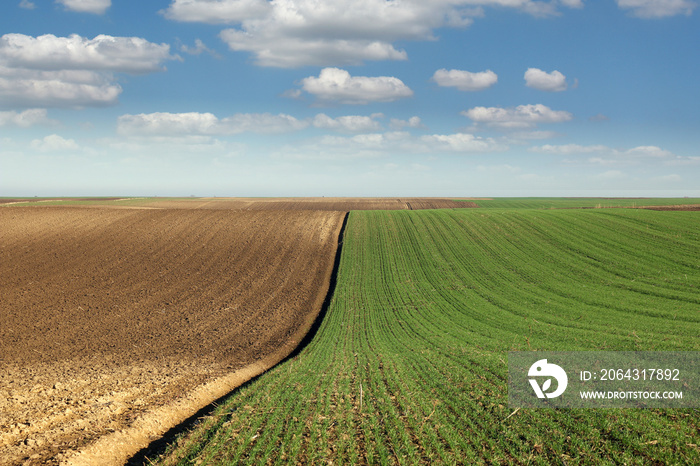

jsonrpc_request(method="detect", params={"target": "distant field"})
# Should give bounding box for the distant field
[470,197,700,209]
[0,197,477,210]
[154,208,700,465]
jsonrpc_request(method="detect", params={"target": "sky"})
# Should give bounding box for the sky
[1,0,699,197]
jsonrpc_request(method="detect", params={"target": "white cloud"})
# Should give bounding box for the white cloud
[279,131,408,160]
[216,0,442,67]
[508,130,560,141]
[300,68,413,104]
[19,0,36,9]
[589,113,610,122]
[0,34,176,108]
[161,1,581,67]
[666,156,700,166]
[56,0,111,15]
[105,136,235,156]
[531,144,695,167]
[220,29,408,68]
[463,104,573,129]
[597,170,627,179]
[161,0,271,23]
[117,111,309,136]
[625,145,675,158]
[281,88,303,99]
[616,0,696,18]
[476,164,521,174]
[30,134,79,152]
[179,39,220,58]
[531,144,675,159]
[532,144,611,155]
[312,113,383,132]
[0,34,174,74]
[432,69,497,91]
[420,133,506,153]
[0,109,55,127]
[0,70,122,108]
[277,128,506,160]
[524,68,568,92]
[655,173,682,183]
[390,116,423,130]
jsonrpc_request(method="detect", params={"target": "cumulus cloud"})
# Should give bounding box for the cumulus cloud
[215,0,439,67]
[531,144,689,166]
[220,29,407,68]
[625,145,675,158]
[299,68,413,105]
[19,0,36,9]
[390,116,423,130]
[589,113,610,122]
[420,133,506,152]
[161,0,271,23]
[0,71,122,108]
[163,0,581,67]
[312,113,383,132]
[616,0,696,18]
[597,170,627,179]
[432,69,497,91]
[179,39,221,58]
[0,34,177,108]
[463,104,573,129]
[524,68,568,91]
[279,131,409,160]
[277,128,506,160]
[0,109,55,127]
[30,134,79,152]
[507,130,561,141]
[119,110,398,136]
[117,111,309,136]
[56,0,111,15]
[531,144,611,155]
[531,144,675,159]
[105,136,236,155]
[0,34,174,74]
[560,0,584,7]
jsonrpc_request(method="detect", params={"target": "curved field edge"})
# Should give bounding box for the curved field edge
[152,208,700,465]
[61,213,348,466]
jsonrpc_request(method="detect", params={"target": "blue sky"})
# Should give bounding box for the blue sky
[1,0,698,197]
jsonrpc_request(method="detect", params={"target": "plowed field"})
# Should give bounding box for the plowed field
[50,197,478,211]
[0,206,345,465]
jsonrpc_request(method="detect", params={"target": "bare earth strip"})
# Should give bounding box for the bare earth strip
[0,206,345,465]
[640,204,700,211]
[99,197,479,211]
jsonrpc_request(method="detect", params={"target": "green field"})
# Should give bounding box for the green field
[471,197,700,209]
[151,206,699,465]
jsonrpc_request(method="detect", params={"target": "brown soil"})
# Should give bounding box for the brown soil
[0,198,123,205]
[0,205,344,465]
[639,204,700,211]
[104,197,479,211]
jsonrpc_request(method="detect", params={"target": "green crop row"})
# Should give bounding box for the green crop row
[152,208,699,465]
